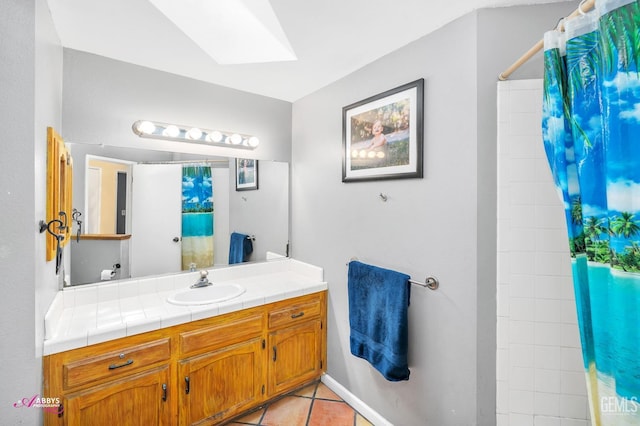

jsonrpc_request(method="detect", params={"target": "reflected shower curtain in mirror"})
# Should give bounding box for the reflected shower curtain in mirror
[181,166,214,270]
[542,0,640,423]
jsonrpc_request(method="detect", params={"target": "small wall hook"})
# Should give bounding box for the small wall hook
[379,193,388,202]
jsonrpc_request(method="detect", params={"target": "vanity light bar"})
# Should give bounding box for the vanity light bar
[132,120,260,150]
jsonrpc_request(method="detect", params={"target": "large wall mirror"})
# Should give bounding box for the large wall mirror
[68,143,289,286]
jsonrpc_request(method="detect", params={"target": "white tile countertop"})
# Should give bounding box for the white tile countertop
[43,258,326,355]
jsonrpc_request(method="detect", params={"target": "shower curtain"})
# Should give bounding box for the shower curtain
[181,166,214,270]
[542,0,640,424]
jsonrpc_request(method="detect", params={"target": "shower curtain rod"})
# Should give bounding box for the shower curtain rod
[498,0,595,81]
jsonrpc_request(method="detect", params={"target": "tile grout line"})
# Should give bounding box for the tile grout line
[304,380,320,426]
[256,405,267,426]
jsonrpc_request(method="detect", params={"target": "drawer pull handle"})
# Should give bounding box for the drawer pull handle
[272,346,277,362]
[108,359,133,370]
[185,376,190,394]
[162,383,167,402]
[291,312,305,319]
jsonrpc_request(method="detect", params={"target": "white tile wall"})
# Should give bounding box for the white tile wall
[497,80,590,425]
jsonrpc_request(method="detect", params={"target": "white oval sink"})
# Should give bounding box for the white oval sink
[167,284,245,306]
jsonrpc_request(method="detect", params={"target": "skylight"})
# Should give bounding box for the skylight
[148,0,297,65]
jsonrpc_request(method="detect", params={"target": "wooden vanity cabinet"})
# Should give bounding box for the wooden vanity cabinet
[43,335,173,426]
[63,366,171,426]
[267,296,326,397]
[43,291,326,426]
[177,310,265,425]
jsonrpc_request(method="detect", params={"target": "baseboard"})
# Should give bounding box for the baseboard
[321,374,393,426]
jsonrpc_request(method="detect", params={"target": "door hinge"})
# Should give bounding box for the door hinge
[320,360,323,369]
[262,384,265,395]
[262,339,265,349]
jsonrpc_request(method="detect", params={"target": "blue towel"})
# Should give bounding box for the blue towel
[229,232,253,264]
[348,260,411,381]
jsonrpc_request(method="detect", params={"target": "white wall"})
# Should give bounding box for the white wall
[497,79,589,425]
[0,0,62,424]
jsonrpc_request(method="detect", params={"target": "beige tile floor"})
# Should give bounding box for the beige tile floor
[224,380,374,426]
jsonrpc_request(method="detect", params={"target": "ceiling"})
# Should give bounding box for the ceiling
[46,0,571,102]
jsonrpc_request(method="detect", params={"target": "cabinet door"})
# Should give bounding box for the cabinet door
[268,319,322,396]
[63,366,170,426]
[178,338,264,426]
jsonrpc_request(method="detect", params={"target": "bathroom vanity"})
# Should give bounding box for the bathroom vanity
[42,259,327,425]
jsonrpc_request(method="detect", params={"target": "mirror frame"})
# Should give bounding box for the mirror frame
[46,127,73,261]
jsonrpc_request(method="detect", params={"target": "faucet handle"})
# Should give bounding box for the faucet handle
[200,270,209,279]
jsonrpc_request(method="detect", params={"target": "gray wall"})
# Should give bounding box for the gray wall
[292,14,480,425]
[229,160,290,261]
[62,52,293,275]
[0,1,577,424]
[0,0,62,424]
[475,4,575,423]
[62,49,292,162]
[291,3,575,425]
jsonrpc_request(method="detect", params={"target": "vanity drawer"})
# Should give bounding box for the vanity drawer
[179,312,263,356]
[268,298,321,329]
[63,338,171,389]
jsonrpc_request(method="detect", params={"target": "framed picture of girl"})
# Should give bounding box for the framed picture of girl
[342,79,424,182]
[235,158,258,191]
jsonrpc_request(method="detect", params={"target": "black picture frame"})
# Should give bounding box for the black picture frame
[342,79,424,182]
[235,158,258,191]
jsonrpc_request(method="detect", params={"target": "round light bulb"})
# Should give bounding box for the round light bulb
[187,127,202,140]
[163,125,180,138]
[230,133,242,145]
[137,121,156,135]
[208,130,223,143]
[248,136,260,147]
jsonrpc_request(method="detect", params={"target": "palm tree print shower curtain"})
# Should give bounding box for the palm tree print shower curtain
[181,166,214,270]
[542,0,640,423]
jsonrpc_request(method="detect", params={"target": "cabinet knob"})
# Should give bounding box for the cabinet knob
[173,237,180,243]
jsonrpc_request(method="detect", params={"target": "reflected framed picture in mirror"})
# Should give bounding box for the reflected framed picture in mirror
[235,158,258,191]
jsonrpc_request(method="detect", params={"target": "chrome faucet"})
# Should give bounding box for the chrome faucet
[191,270,211,288]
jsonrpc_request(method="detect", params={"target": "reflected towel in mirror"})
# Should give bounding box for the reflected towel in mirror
[229,232,253,264]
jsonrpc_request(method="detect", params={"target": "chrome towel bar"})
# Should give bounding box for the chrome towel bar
[347,258,439,290]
